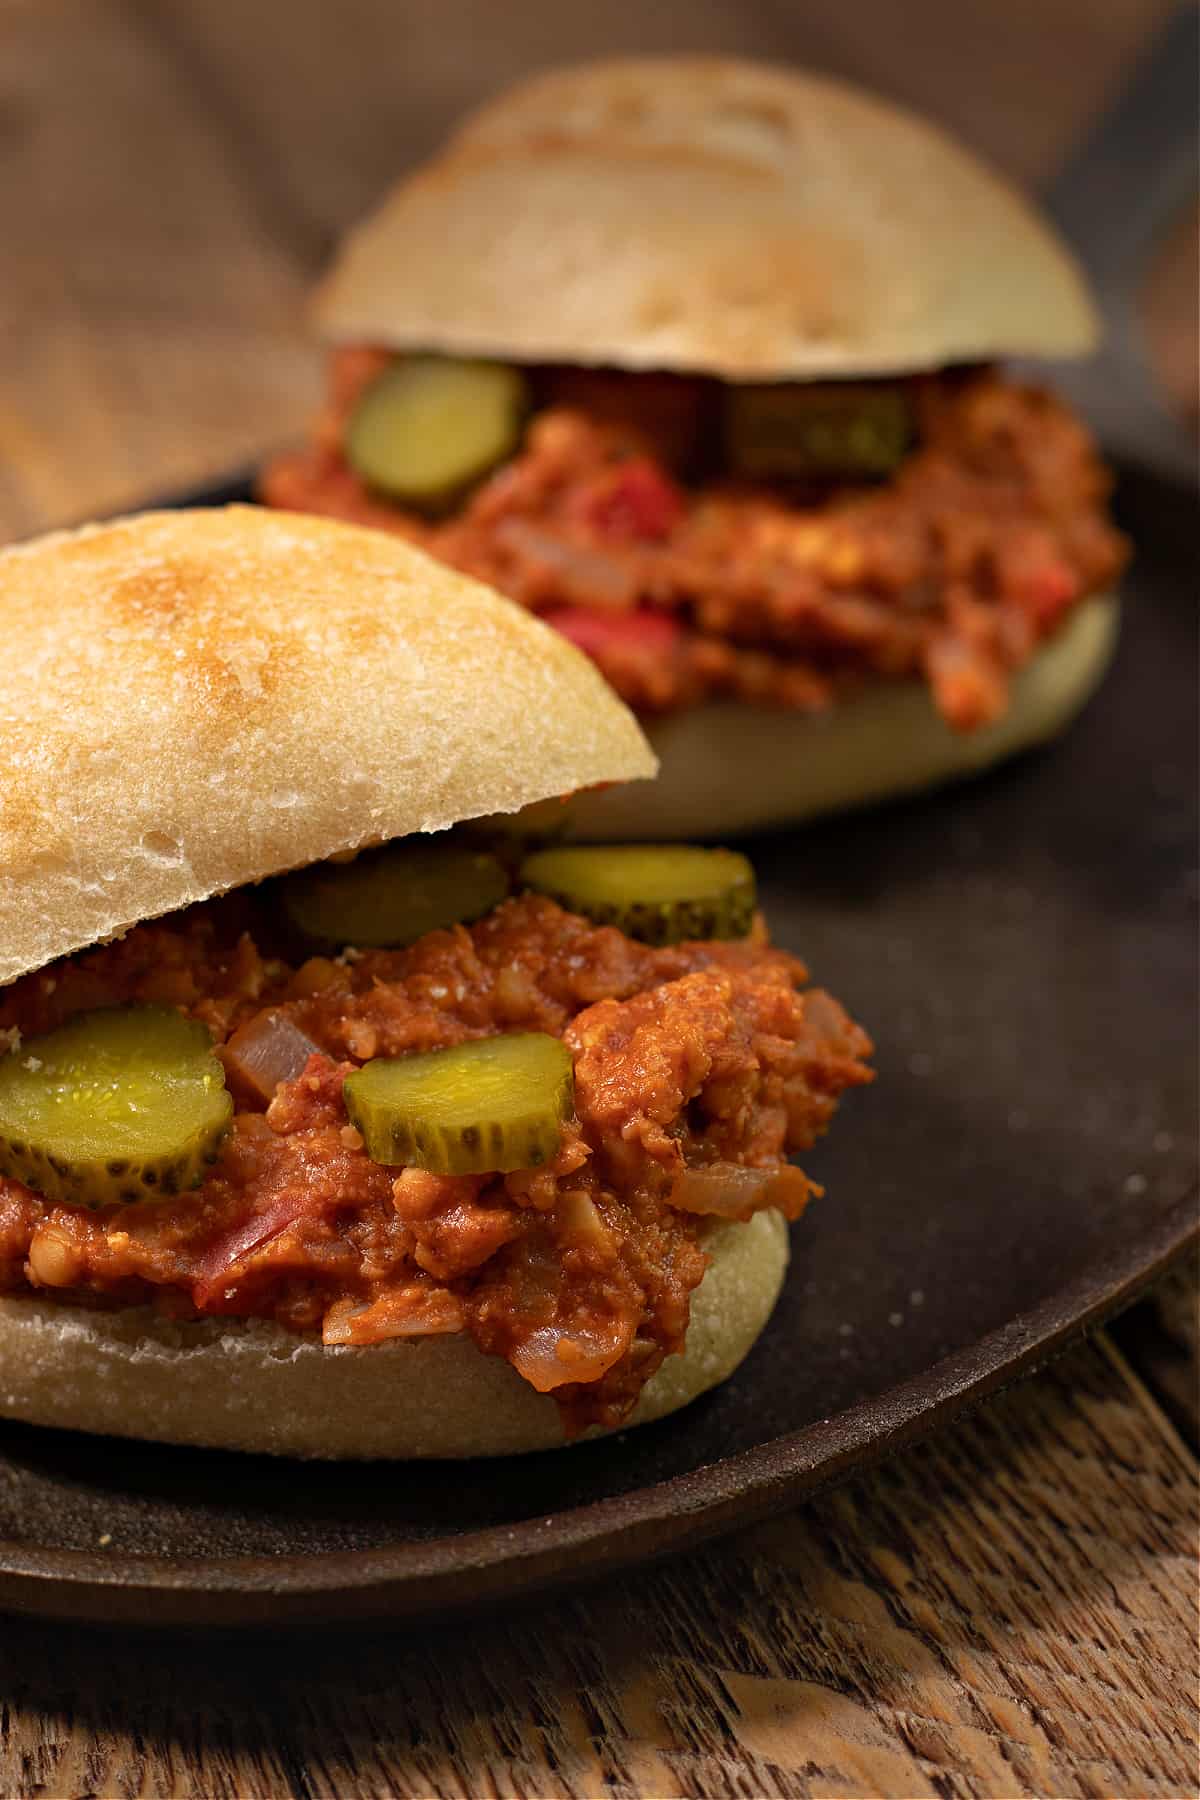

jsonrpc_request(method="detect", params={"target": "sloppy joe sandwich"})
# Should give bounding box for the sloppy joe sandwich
[0,507,871,1458]
[263,56,1128,837]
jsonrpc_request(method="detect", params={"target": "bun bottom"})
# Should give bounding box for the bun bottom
[0,1211,786,1460]
[562,595,1118,840]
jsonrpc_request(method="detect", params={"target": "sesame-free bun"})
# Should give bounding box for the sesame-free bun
[560,595,1119,840]
[0,1212,785,1458]
[0,506,654,989]
[314,56,1099,380]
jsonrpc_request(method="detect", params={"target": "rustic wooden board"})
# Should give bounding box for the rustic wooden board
[0,1337,1196,1799]
[0,1,1195,1791]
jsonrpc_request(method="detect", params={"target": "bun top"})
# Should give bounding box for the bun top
[314,56,1099,380]
[0,506,654,987]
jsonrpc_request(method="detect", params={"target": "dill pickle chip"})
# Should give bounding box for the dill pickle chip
[276,840,509,954]
[346,356,530,510]
[726,382,911,480]
[519,844,755,945]
[0,1006,233,1211]
[344,1033,574,1175]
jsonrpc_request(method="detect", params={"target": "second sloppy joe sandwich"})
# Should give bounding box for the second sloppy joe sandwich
[0,506,871,1458]
[264,56,1128,838]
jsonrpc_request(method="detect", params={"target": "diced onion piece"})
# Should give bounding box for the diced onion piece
[220,1010,324,1107]
[494,519,638,609]
[510,1313,634,1392]
[670,1161,816,1221]
[322,1287,465,1345]
[556,1189,610,1250]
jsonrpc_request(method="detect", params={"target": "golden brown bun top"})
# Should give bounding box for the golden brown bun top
[0,506,654,986]
[315,55,1099,379]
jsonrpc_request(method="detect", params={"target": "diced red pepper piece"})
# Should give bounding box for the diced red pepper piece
[578,458,685,541]
[1017,560,1081,627]
[544,605,683,659]
[191,1194,314,1306]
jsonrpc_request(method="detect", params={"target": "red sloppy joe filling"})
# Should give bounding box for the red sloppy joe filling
[0,894,872,1434]
[262,357,1127,731]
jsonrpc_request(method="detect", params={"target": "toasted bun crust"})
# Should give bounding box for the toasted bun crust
[560,596,1118,840]
[0,506,654,988]
[0,1212,786,1458]
[314,56,1099,378]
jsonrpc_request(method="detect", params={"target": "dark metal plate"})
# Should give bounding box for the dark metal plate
[0,465,1194,1628]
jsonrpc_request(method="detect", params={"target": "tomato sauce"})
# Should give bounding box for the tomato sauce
[0,895,872,1433]
[262,362,1127,730]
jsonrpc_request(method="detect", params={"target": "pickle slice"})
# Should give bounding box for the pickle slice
[0,1006,233,1211]
[276,840,510,954]
[345,356,530,510]
[726,382,911,480]
[344,1033,573,1175]
[519,845,755,945]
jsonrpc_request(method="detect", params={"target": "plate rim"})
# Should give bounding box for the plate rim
[1,465,1194,1629]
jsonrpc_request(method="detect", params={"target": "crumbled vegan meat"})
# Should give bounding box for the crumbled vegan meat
[0,894,872,1434]
[262,357,1127,730]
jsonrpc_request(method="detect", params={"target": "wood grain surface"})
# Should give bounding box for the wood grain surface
[0,1336,1196,1800]
[0,3,1197,1796]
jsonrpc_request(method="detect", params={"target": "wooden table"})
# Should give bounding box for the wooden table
[0,5,1196,1794]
